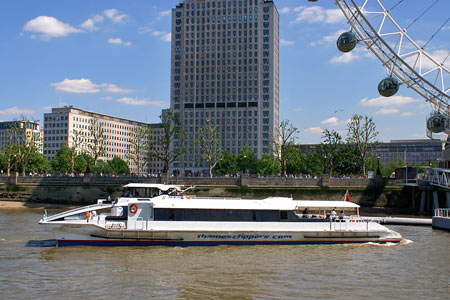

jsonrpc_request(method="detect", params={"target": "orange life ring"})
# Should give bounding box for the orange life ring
[129,204,138,214]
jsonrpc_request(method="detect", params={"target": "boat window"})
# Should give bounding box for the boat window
[120,189,130,197]
[280,211,288,220]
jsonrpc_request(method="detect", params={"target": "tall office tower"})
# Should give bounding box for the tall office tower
[170,0,279,172]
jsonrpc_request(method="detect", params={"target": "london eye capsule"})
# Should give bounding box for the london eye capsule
[378,76,400,97]
[427,113,449,133]
[336,31,357,53]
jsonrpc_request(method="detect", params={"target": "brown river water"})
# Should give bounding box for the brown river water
[0,209,449,300]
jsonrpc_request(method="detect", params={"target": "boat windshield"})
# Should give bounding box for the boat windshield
[120,187,163,198]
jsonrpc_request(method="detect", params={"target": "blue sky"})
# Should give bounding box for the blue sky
[1,0,449,144]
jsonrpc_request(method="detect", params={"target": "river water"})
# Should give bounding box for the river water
[0,209,448,300]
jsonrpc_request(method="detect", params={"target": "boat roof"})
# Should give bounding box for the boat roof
[293,200,360,209]
[150,197,360,211]
[123,183,182,191]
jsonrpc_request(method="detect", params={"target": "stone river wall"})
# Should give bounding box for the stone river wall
[0,175,413,209]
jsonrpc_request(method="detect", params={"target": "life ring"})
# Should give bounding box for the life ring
[129,204,138,214]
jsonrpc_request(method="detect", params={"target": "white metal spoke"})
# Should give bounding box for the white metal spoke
[335,0,450,116]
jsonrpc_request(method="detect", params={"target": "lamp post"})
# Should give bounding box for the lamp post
[243,155,247,174]
[377,156,381,175]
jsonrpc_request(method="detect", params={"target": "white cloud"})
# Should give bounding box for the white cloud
[329,47,373,64]
[375,108,399,115]
[23,16,81,40]
[160,10,171,16]
[51,78,100,93]
[117,97,168,107]
[101,83,133,94]
[161,32,171,42]
[50,78,133,94]
[80,14,104,31]
[0,107,35,116]
[279,7,291,14]
[360,95,418,107]
[310,29,345,47]
[292,6,345,24]
[329,52,360,64]
[102,96,112,101]
[400,112,415,117]
[280,39,295,46]
[108,37,132,46]
[103,8,128,24]
[141,28,172,42]
[304,127,323,135]
[294,107,304,112]
[320,117,349,127]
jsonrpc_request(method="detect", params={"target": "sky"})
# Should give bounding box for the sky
[1,0,449,144]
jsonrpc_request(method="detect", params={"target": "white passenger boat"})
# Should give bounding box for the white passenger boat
[39,183,402,247]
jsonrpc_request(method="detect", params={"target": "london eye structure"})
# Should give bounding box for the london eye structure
[331,0,450,137]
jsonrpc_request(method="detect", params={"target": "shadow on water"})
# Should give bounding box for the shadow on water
[25,239,57,247]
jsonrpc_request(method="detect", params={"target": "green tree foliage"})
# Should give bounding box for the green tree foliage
[320,129,342,175]
[237,145,257,173]
[74,153,89,173]
[304,152,324,175]
[51,144,72,173]
[257,153,281,175]
[107,156,130,174]
[26,152,49,173]
[333,145,362,175]
[214,152,239,175]
[0,152,6,173]
[286,147,305,175]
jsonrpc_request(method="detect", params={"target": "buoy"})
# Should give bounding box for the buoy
[129,204,138,214]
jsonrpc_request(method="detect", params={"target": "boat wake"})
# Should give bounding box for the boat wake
[359,238,413,247]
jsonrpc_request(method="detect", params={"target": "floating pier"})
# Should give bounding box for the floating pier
[432,208,450,231]
[360,216,431,226]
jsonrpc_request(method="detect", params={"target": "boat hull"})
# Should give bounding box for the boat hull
[53,227,402,247]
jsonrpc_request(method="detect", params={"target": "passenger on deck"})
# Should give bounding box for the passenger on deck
[302,208,309,218]
[330,209,337,219]
[339,210,345,220]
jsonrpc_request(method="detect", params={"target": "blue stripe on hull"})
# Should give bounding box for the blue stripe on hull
[57,239,401,247]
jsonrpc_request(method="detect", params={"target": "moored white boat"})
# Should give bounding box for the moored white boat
[39,183,402,247]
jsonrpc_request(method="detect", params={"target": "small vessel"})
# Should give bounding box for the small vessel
[39,183,402,247]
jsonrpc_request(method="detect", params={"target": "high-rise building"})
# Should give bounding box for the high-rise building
[170,0,280,172]
[43,106,165,174]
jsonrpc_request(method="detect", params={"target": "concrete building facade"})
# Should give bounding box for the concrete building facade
[0,120,42,153]
[297,139,444,167]
[43,106,164,174]
[170,0,280,172]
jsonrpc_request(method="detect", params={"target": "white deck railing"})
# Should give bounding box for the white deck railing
[434,208,450,218]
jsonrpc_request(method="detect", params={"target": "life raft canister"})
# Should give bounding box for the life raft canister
[129,204,139,214]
